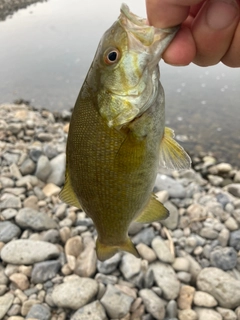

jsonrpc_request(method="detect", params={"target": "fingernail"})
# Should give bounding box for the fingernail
[206,0,239,30]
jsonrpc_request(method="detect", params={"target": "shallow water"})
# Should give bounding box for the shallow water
[0,0,239,164]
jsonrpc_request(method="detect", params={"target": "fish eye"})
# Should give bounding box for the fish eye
[104,48,120,65]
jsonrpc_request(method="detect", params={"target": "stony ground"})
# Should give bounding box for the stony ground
[0,103,240,320]
[0,0,47,21]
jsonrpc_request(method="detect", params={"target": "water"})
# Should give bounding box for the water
[0,0,240,164]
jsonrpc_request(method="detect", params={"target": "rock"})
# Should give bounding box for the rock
[71,301,107,320]
[20,158,36,175]
[234,171,240,183]
[193,291,218,307]
[166,300,177,318]
[229,230,240,251]
[42,183,61,197]
[26,304,51,320]
[210,247,238,270]
[0,194,21,209]
[150,262,180,300]
[155,174,186,198]
[23,195,39,210]
[226,184,240,198]
[156,190,169,203]
[1,240,59,264]
[95,273,118,285]
[178,309,198,320]
[132,227,156,246]
[9,273,29,290]
[47,153,66,186]
[31,260,61,283]
[16,175,38,188]
[216,163,232,173]
[136,243,157,263]
[52,276,98,310]
[181,252,202,283]
[177,271,191,283]
[21,299,41,316]
[97,253,122,274]
[224,217,239,231]
[172,257,190,272]
[199,227,219,239]
[120,253,141,280]
[0,293,14,319]
[16,208,58,231]
[160,201,179,230]
[0,177,14,188]
[1,208,18,220]
[208,175,224,186]
[74,241,97,278]
[35,155,52,182]
[218,228,230,247]
[177,285,195,310]
[139,289,165,320]
[65,236,83,257]
[100,284,134,319]
[216,307,237,320]
[195,307,222,320]
[197,267,240,308]
[151,237,174,263]
[0,221,21,242]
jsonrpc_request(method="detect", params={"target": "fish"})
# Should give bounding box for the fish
[59,4,191,261]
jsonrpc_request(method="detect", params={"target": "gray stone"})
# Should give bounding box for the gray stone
[150,262,180,300]
[71,301,107,320]
[16,175,38,187]
[97,253,122,274]
[0,177,14,188]
[35,155,52,182]
[151,237,174,263]
[139,289,165,320]
[31,260,61,283]
[166,300,177,318]
[95,273,118,285]
[218,228,230,247]
[0,293,14,319]
[195,308,222,320]
[177,271,191,283]
[230,230,240,251]
[15,208,58,231]
[132,227,156,246]
[47,153,66,186]
[197,267,240,308]
[172,257,190,272]
[0,194,21,209]
[1,208,18,220]
[120,253,141,280]
[1,240,59,264]
[100,284,134,319]
[160,201,179,230]
[2,152,19,164]
[199,227,218,239]
[26,304,51,320]
[0,265,8,285]
[227,184,240,198]
[208,175,224,186]
[20,158,36,175]
[210,247,238,270]
[155,174,186,198]
[52,276,98,310]
[0,221,21,242]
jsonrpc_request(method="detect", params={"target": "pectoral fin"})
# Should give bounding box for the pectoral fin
[159,127,191,170]
[96,237,140,261]
[59,166,82,209]
[134,194,169,224]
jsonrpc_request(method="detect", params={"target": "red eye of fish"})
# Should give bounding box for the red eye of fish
[104,49,120,65]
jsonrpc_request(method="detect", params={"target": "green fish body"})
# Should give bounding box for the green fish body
[60,4,191,260]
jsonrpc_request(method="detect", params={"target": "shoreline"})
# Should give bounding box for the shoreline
[0,102,240,319]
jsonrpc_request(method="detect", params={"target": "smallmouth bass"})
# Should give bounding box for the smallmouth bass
[60,4,191,261]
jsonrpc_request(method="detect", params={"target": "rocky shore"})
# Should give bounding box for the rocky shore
[0,0,47,21]
[0,102,240,320]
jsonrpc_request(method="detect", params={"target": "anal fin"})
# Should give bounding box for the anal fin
[159,127,191,170]
[134,194,169,224]
[59,166,82,209]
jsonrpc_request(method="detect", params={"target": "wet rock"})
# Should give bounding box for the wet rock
[0,221,21,242]
[150,262,180,300]
[52,276,98,310]
[31,260,61,283]
[210,247,238,270]
[26,304,51,320]
[1,240,59,264]
[71,301,107,320]
[16,208,58,231]
[151,237,174,263]
[139,289,165,320]
[100,284,134,319]
[197,267,240,308]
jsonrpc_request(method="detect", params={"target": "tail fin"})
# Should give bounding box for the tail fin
[96,237,140,261]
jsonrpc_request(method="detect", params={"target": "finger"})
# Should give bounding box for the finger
[191,0,240,66]
[162,25,196,65]
[222,21,240,67]
[146,0,200,28]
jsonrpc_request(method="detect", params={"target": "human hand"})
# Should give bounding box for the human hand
[146,0,240,67]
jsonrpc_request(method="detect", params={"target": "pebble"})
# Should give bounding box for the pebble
[216,307,237,320]
[197,267,240,308]
[26,304,51,320]
[229,230,240,251]
[0,221,21,243]
[71,300,107,320]
[15,208,58,231]
[120,253,141,279]
[193,291,218,307]
[131,227,156,246]
[177,285,195,310]
[31,260,61,283]
[9,273,29,290]
[178,309,198,320]
[0,194,21,209]
[136,243,157,263]
[97,253,122,274]
[35,155,52,182]
[52,276,98,310]
[74,242,97,277]
[155,174,186,198]
[1,240,59,264]
[151,237,174,263]
[210,247,238,270]
[0,293,14,319]
[161,201,179,230]
[195,307,222,320]
[139,288,166,320]
[42,183,61,197]
[100,284,134,319]
[47,153,66,186]
[226,184,240,198]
